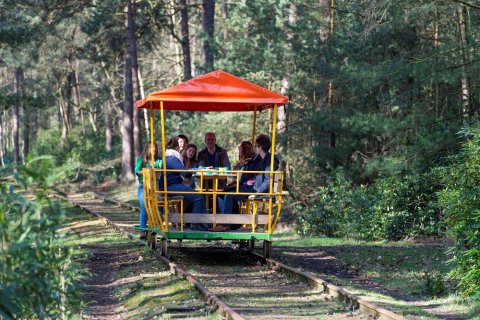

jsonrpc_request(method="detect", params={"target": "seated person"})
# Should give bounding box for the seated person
[159,137,208,231]
[212,134,279,231]
[197,132,231,191]
[226,140,256,190]
[182,143,198,169]
[177,134,189,154]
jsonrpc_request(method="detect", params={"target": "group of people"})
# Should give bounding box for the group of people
[135,132,278,238]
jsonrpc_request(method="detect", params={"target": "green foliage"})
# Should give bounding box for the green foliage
[31,126,121,183]
[296,169,443,241]
[0,158,87,319]
[438,126,480,300]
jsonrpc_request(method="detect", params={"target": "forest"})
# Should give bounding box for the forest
[1,0,480,318]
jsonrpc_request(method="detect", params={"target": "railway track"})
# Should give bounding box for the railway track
[56,192,406,320]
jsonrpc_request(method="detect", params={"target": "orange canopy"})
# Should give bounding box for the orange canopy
[134,70,288,112]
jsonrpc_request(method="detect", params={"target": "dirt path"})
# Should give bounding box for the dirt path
[63,204,211,320]
[83,243,128,319]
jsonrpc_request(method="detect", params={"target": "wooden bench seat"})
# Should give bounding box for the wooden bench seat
[168,213,269,225]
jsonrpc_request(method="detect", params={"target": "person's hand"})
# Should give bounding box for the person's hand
[248,194,256,201]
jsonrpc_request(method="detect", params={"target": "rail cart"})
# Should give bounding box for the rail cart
[134,70,288,258]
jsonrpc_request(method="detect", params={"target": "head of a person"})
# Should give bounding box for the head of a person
[254,134,271,154]
[142,141,158,162]
[184,143,197,160]
[166,137,180,151]
[204,132,216,149]
[238,141,255,161]
[177,134,189,150]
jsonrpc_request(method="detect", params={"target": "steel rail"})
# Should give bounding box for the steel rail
[91,193,406,320]
[53,193,244,320]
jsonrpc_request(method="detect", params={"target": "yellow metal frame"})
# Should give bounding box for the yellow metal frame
[143,102,283,235]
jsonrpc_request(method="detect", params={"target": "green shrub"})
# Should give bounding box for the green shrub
[0,158,87,319]
[295,169,443,241]
[438,126,480,300]
[32,126,121,183]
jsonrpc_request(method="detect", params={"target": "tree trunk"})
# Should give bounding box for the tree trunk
[128,0,142,158]
[180,0,192,81]
[318,0,335,148]
[221,0,228,41]
[138,71,150,139]
[13,68,23,165]
[121,0,136,181]
[201,0,215,73]
[457,5,471,120]
[22,103,29,164]
[0,108,5,167]
[104,101,113,152]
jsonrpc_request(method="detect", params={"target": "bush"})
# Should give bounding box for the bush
[32,126,121,183]
[438,126,480,300]
[295,169,443,241]
[0,158,87,319]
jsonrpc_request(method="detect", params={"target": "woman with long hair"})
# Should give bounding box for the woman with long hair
[135,142,162,239]
[182,143,198,169]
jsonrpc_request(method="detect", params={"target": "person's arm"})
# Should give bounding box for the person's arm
[168,156,192,179]
[253,165,271,194]
[134,157,143,176]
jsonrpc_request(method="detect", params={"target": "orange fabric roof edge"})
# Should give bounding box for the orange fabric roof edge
[134,70,289,112]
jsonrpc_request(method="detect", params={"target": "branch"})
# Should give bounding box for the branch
[450,0,480,10]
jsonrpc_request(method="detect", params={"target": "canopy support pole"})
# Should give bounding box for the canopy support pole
[268,104,278,234]
[252,106,257,144]
[160,101,169,232]
[149,105,155,170]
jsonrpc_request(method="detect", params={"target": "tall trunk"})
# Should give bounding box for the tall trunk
[179,0,192,81]
[277,3,296,154]
[138,71,150,139]
[201,0,215,73]
[71,63,81,112]
[457,5,471,120]
[318,0,335,147]
[170,0,182,81]
[13,68,23,165]
[129,0,142,157]
[221,0,228,41]
[22,104,29,164]
[121,0,136,181]
[104,102,113,152]
[0,109,5,167]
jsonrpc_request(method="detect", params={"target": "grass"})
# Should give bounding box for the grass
[273,231,479,319]
[93,186,480,319]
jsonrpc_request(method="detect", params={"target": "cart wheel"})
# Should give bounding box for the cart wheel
[161,238,168,256]
[151,233,157,250]
[177,239,182,249]
[239,240,247,249]
[247,239,255,252]
[263,240,271,259]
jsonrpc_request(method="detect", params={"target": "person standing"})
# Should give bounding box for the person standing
[135,142,162,239]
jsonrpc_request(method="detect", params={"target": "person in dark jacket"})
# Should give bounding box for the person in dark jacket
[197,132,231,169]
[212,134,279,231]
